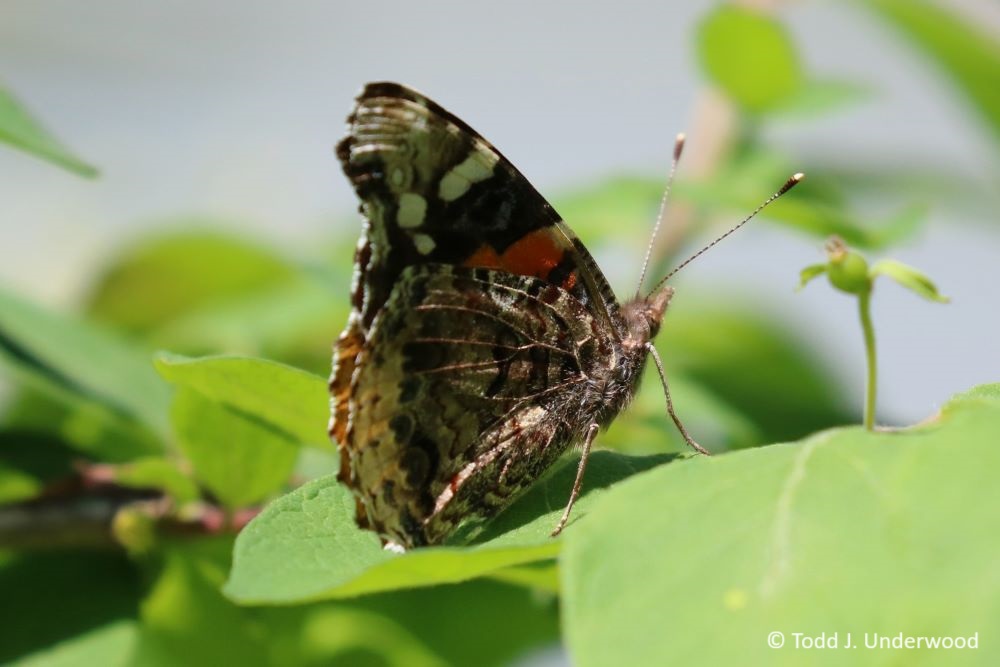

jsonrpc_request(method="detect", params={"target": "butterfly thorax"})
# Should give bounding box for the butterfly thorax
[621,285,674,348]
[587,285,674,429]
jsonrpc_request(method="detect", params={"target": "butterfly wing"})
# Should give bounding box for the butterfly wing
[332,82,624,545]
[346,266,615,545]
[335,81,622,331]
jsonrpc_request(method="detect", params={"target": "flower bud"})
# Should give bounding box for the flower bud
[824,236,870,295]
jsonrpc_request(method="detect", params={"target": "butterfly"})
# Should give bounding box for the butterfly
[330,82,800,548]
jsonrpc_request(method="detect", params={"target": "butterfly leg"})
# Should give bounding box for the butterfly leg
[646,343,711,456]
[551,422,600,537]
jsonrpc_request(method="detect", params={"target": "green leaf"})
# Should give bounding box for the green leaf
[870,258,950,303]
[0,388,160,463]
[170,388,299,508]
[601,369,764,454]
[658,296,853,444]
[0,464,41,505]
[112,457,200,504]
[768,78,874,118]
[155,353,332,450]
[952,383,1000,404]
[224,452,672,604]
[347,580,560,667]
[138,539,556,667]
[84,231,300,335]
[0,86,98,177]
[9,621,136,667]
[797,263,828,290]
[0,287,169,454]
[0,551,141,664]
[553,177,663,248]
[677,151,930,249]
[0,430,76,505]
[487,560,560,594]
[134,540,290,667]
[562,389,1000,666]
[154,279,344,376]
[863,0,1000,144]
[697,5,803,112]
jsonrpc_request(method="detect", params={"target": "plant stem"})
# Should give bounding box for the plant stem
[858,288,877,430]
[0,470,259,551]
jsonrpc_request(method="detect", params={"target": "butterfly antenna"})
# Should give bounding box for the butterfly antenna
[646,172,805,298]
[635,133,686,300]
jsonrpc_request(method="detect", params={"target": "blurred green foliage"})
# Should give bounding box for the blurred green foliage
[2,1,998,665]
[0,85,97,177]
[698,5,804,112]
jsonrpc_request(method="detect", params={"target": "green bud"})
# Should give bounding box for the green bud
[824,236,870,295]
[112,506,156,555]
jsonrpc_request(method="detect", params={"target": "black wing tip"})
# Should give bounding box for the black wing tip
[357,81,422,102]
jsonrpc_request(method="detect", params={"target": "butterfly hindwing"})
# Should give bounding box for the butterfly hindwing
[343,266,615,545]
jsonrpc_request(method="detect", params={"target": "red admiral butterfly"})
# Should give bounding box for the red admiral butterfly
[330,82,801,548]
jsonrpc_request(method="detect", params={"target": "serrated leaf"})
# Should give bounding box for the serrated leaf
[863,0,1000,144]
[697,5,803,112]
[224,452,673,604]
[870,258,950,303]
[0,287,169,454]
[562,388,1000,666]
[0,86,97,177]
[155,353,331,450]
[170,388,299,508]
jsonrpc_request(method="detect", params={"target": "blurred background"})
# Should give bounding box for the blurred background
[2,0,998,423]
[1,1,998,665]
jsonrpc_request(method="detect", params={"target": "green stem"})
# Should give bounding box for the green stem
[858,288,877,430]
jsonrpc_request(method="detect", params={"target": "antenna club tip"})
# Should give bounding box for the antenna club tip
[778,172,805,196]
[673,133,686,159]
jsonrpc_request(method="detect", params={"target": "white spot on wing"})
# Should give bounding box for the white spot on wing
[438,148,499,202]
[413,233,436,255]
[397,193,426,228]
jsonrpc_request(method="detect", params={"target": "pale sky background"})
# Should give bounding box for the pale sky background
[1,1,998,431]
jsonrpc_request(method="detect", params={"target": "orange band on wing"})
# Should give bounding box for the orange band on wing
[462,244,503,270]
[463,229,566,281]
[501,229,563,278]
